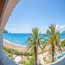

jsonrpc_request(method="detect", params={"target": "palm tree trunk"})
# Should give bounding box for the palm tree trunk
[52,44,55,62]
[34,46,37,65]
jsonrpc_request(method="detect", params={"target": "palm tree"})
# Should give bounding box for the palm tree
[27,28,42,65]
[47,24,61,62]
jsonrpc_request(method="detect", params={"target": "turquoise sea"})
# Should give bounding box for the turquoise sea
[3,33,65,46]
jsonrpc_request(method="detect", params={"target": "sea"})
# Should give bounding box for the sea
[3,33,65,46]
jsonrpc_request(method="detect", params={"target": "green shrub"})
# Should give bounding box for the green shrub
[4,47,34,56]
[23,56,34,65]
[61,39,65,48]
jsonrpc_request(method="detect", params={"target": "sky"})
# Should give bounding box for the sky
[5,0,65,33]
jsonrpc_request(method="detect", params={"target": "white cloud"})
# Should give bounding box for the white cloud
[55,24,60,31]
[55,24,65,33]
[59,25,65,33]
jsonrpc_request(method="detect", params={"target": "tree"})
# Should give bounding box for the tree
[27,28,42,65]
[47,24,61,62]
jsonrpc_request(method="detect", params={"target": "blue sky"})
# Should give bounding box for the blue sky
[5,0,65,33]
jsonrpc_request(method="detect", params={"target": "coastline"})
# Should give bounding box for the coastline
[3,39,27,52]
[3,39,42,53]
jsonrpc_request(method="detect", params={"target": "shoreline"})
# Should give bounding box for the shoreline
[3,39,42,53]
[3,39,27,47]
[3,39,27,52]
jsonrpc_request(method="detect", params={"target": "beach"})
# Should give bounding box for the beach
[3,39,27,53]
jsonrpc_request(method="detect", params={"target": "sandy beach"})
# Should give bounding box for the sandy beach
[3,39,27,53]
[3,39,42,54]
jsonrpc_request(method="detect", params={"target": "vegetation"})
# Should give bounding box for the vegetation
[47,24,61,62]
[27,28,43,65]
[4,24,64,65]
[4,47,33,56]
[22,56,34,65]
[61,39,65,48]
